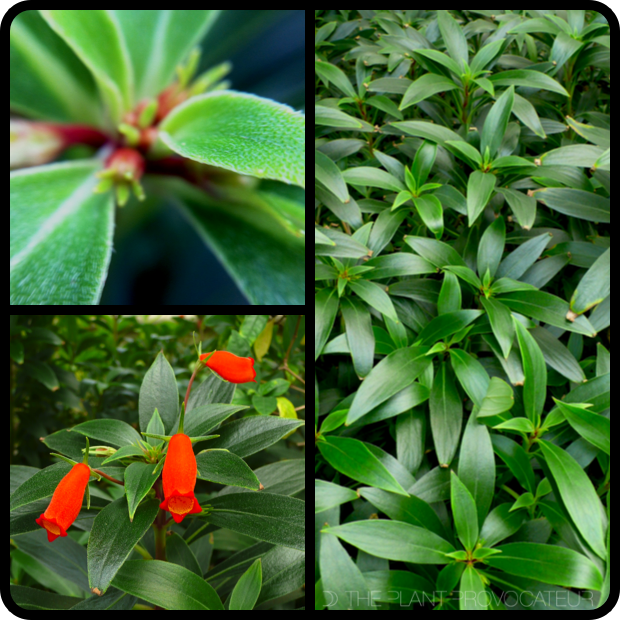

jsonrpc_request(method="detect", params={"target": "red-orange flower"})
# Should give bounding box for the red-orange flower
[200,351,257,384]
[159,433,202,524]
[36,463,91,542]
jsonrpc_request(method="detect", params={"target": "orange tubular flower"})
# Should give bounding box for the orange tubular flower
[36,463,91,542]
[200,351,257,384]
[160,433,203,524]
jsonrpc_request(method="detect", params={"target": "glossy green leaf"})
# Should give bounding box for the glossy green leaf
[348,280,399,323]
[340,297,374,378]
[319,533,373,609]
[566,116,610,149]
[360,487,448,540]
[405,236,467,268]
[315,150,349,203]
[10,160,113,305]
[391,120,462,146]
[481,298,514,359]
[323,520,455,564]
[437,271,461,314]
[541,144,606,168]
[570,248,610,315]
[315,480,359,514]
[417,310,483,346]
[460,566,489,610]
[535,187,610,223]
[553,400,610,456]
[159,91,305,187]
[538,439,607,560]
[317,436,407,496]
[413,195,444,239]
[491,435,536,495]
[495,233,552,281]
[451,471,479,552]
[342,167,406,192]
[449,348,489,409]
[413,49,463,76]
[346,346,431,425]
[458,414,496,525]
[498,290,597,337]
[430,362,462,467]
[315,59,358,100]
[488,69,569,97]
[477,377,515,419]
[480,86,515,160]
[400,74,459,111]
[315,288,339,361]
[467,171,496,227]
[470,39,505,75]
[411,141,438,187]
[437,10,469,67]
[513,319,546,426]
[485,543,603,590]
[495,188,537,230]
[445,140,483,167]
[530,326,586,383]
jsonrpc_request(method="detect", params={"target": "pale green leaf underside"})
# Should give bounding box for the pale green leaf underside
[160,91,305,188]
[10,160,114,305]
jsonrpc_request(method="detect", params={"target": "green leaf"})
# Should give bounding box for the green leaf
[405,236,467,268]
[346,346,431,425]
[495,188,537,230]
[512,93,546,139]
[480,296,515,359]
[449,348,490,409]
[315,480,359,514]
[498,290,597,337]
[315,150,349,203]
[341,297,375,378]
[477,216,505,279]
[152,177,304,304]
[467,171,496,227]
[391,120,463,146]
[480,86,515,160]
[553,400,610,456]
[417,310,483,346]
[10,160,113,305]
[445,140,483,167]
[412,195,444,239]
[323,520,455,564]
[315,59,358,100]
[392,191,414,212]
[460,566,489,610]
[315,288,339,361]
[342,167,406,192]
[412,49,463,76]
[495,233,552,280]
[318,436,407,496]
[40,10,133,127]
[437,10,469,67]
[538,439,607,560]
[430,362,463,467]
[411,141,438,187]
[112,10,221,102]
[570,248,610,315]
[491,435,536,495]
[348,280,399,323]
[530,327,586,383]
[470,39,505,75]
[451,471,479,552]
[540,145,606,168]
[400,74,459,111]
[478,377,515,419]
[319,533,373,609]
[534,188,610,223]
[458,413,496,526]
[438,271,461,314]
[488,69,569,97]
[159,91,305,188]
[513,319,546,426]
[229,559,261,610]
[10,11,103,127]
[565,116,610,149]
[485,543,603,590]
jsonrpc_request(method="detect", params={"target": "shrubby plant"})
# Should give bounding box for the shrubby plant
[315,9,610,611]
[10,10,305,305]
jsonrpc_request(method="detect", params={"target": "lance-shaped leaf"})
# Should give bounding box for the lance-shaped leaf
[569,248,610,316]
[10,160,113,305]
[553,399,610,456]
[430,362,462,468]
[495,233,552,281]
[315,59,358,100]
[315,288,339,361]
[451,471,479,552]
[485,543,603,590]
[467,171,496,227]
[400,74,459,111]
[480,86,515,161]
[341,296,375,378]
[538,440,607,560]
[319,533,373,609]
[315,150,349,203]
[413,195,444,239]
[347,346,431,425]
[488,69,569,97]
[323,520,456,564]
[348,280,399,323]
[437,10,469,67]
[495,188,537,230]
[534,188,610,223]
[411,140,438,187]
[460,566,489,610]
[477,377,514,419]
[317,436,407,496]
[40,10,133,128]
[481,298,514,359]
[513,319,546,426]
[342,167,406,193]
[159,91,305,188]
[315,480,359,514]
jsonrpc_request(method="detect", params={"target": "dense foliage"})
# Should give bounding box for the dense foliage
[315,10,610,611]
